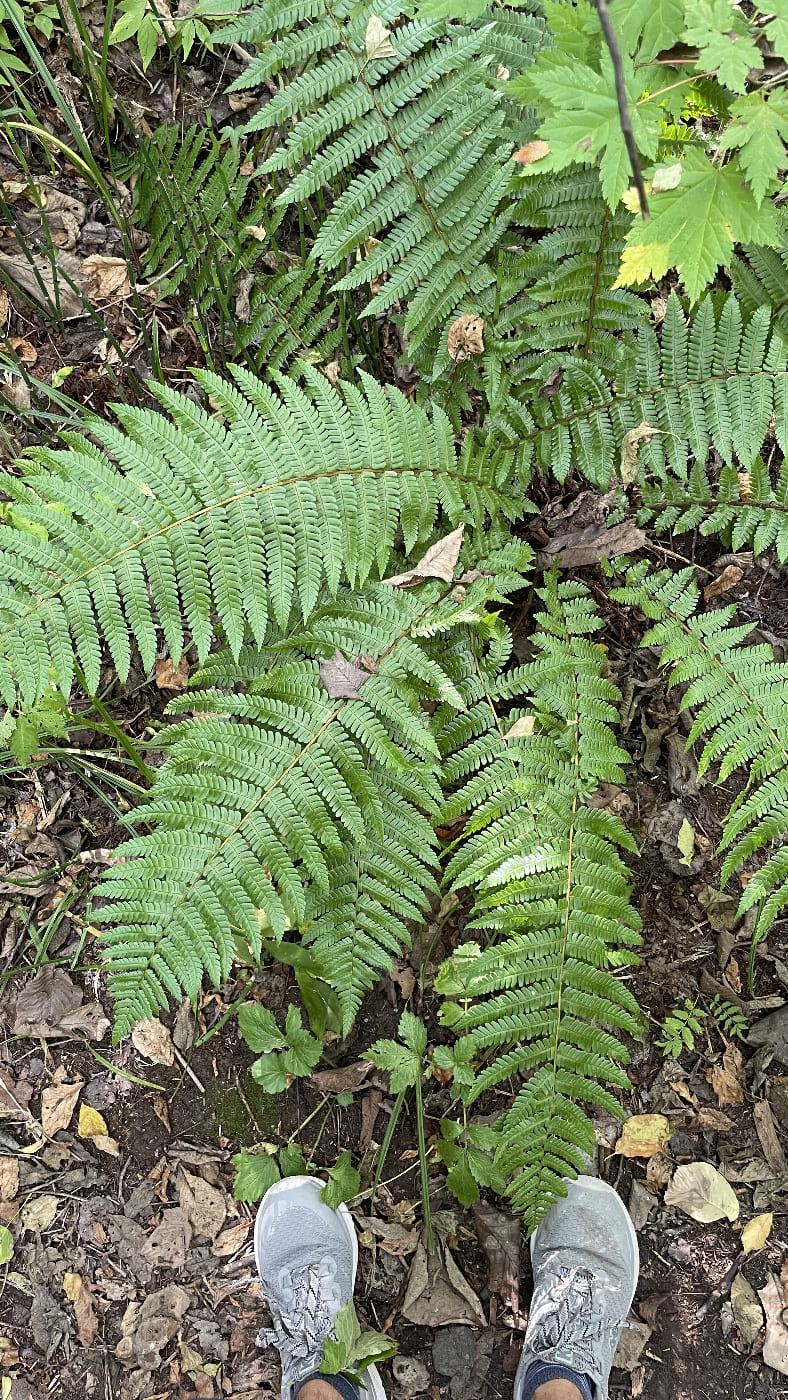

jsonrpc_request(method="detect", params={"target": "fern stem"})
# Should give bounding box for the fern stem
[414,1067,434,1254]
[74,667,155,783]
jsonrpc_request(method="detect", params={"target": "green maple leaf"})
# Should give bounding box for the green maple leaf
[525,52,661,207]
[616,148,778,300]
[719,92,788,204]
[608,0,685,62]
[683,0,763,93]
[754,0,788,63]
[321,1150,361,1209]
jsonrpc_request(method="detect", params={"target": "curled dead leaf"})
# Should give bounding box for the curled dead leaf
[131,1017,175,1066]
[615,1113,671,1159]
[383,523,464,588]
[447,314,484,363]
[513,140,550,164]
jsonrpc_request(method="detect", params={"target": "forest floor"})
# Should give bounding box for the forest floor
[3,19,788,1400]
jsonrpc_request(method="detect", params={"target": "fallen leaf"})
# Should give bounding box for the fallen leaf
[742,1212,773,1254]
[677,817,695,866]
[724,955,742,993]
[211,1221,250,1257]
[21,1194,58,1232]
[360,1215,419,1256]
[384,523,465,587]
[131,1017,175,1066]
[81,253,130,301]
[365,14,395,59]
[704,564,744,603]
[177,1168,226,1241]
[754,1099,788,1175]
[116,1283,191,1368]
[0,1069,33,1120]
[536,519,646,569]
[613,1310,652,1370]
[0,372,30,411]
[732,1271,764,1346]
[402,1237,486,1327]
[698,885,740,933]
[319,649,371,700]
[310,1060,372,1093]
[14,965,82,1029]
[0,288,8,324]
[760,1273,788,1374]
[638,1292,669,1329]
[619,421,659,486]
[0,1158,19,1201]
[689,1106,735,1133]
[615,1114,672,1159]
[705,1043,744,1106]
[78,1104,109,1139]
[141,1208,193,1269]
[472,1201,519,1315]
[447,314,484,363]
[513,140,550,164]
[154,656,190,691]
[8,337,37,365]
[41,1070,83,1136]
[58,1003,110,1041]
[0,249,86,318]
[664,1161,740,1223]
[628,1180,653,1231]
[503,715,535,740]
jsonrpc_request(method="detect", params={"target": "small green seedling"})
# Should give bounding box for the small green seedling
[657,998,706,1058]
[321,1301,396,1386]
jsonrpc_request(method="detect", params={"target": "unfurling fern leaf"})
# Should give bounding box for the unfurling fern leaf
[433,574,642,1231]
[0,363,518,708]
[97,558,531,1041]
[612,564,788,948]
[220,1,544,349]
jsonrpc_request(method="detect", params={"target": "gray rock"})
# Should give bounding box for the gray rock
[432,1326,478,1378]
[392,1355,430,1394]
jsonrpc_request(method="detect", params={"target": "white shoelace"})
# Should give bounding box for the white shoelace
[257,1258,342,1385]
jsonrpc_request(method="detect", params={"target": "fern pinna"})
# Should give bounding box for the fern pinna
[433,575,642,1231]
[612,564,788,953]
[219,1,544,351]
[96,553,532,1040]
[0,363,517,709]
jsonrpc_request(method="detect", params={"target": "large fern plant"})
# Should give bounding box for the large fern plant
[433,575,642,1230]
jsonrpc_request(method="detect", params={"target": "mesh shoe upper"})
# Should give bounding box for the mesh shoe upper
[516,1175,639,1400]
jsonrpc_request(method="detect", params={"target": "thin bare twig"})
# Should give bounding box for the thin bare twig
[594,0,650,221]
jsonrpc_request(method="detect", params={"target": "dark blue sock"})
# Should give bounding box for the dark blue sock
[296,1372,360,1400]
[520,1359,595,1400]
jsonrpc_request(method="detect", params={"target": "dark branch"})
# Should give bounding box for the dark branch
[594,0,650,221]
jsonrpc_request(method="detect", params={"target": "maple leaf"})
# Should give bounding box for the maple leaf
[719,92,788,205]
[616,149,779,300]
[683,0,763,93]
[754,0,788,63]
[608,0,685,62]
[525,52,661,207]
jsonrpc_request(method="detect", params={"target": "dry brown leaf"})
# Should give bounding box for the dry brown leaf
[447,313,484,363]
[310,1060,372,1093]
[361,1215,419,1256]
[664,1161,740,1222]
[613,1310,652,1371]
[41,1069,83,1136]
[116,1283,191,1369]
[619,421,659,486]
[155,656,190,691]
[211,1221,251,1257]
[704,1043,744,1105]
[318,650,371,700]
[177,1167,227,1241]
[8,336,36,365]
[142,1208,193,1269]
[704,564,744,603]
[0,249,86,318]
[20,1194,58,1231]
[0,371,29,411]
[66,1273,99,1346]
[383,523,464,588]
[614,1113,671,1159]
[402,1237,486,1327]
[513,139,550,164]
[0,1068,33,1120]
[754,1099,788,1175]
[503,715,535,740]
[742,1211,773,1254]
[153,1095,171,1133]
[472,1201,519,1314]
[0,288,9,325]
[689,1106,735,1133]
[0,1157,19,1202]
[760,1273,788,1374]
[14,965,82,1030]
[365,14,395,59]
[81,254,130,301]
[131,1017,175,1066]
[537,519,647,570]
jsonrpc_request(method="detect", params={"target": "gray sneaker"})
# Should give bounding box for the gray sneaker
[515,1175,639,1400]
[254,1174,385,1400]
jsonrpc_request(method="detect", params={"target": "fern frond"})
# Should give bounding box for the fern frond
[434,574,642,1232]
[221,2,542,349]
[612,564,788,944]
[502,290,788,492]
[0,364,518,707]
